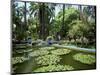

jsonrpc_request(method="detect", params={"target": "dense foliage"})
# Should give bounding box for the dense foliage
[54,8,79,36]
[12,2,96,48]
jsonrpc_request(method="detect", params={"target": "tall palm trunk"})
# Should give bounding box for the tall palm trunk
[24,2,27,30]
[79,5,83,20]
[60,4,65,39]
[22,2,27,40]
[39,3,46,40]
[62,4,65,28]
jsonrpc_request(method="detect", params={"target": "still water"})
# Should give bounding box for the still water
[12,46,96,74]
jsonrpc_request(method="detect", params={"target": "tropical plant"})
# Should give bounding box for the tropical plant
[54,7,79,38]
[68,20,88,39]
[29,3,55,40]
[12,1,28,41]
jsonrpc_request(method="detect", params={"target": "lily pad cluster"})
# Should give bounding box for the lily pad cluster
[35,54,61,65]
[33,47,74,72]
[16,49,33,53]
[29,49,49,57]
[39,47,55,50]
[51,49,71,55]
[15,45,27,49]
[12,56,29,64]
[73,53,96,64]
[33,64,74,72]
[61,43,67,46]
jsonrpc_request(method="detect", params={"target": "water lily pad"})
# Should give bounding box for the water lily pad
[29,49,49,57]
[16,49,33,53]
[39,47,55,50]
[73,53,96,64]
[35,54,61,65]
[33,64,74,72]
[12,56,29,64]
[51,49,71,55]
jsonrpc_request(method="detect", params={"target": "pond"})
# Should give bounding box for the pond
[12,45,96,74]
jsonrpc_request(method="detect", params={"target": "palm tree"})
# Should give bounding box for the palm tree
[29,2,55,40]
[60,4,65,39]
[83,6,96,44]
[12,1,28,41]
